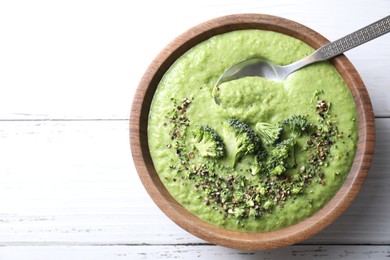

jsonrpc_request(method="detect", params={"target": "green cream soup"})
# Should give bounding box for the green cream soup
[148,30,358,232]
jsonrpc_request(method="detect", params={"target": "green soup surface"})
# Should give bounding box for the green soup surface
[147,30,358,232]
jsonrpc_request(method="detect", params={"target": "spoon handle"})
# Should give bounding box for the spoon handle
[316,15,390,60]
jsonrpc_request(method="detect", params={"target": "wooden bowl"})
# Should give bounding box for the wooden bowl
[130,14,375,250]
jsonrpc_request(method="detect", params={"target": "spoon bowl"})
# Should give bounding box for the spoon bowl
[216,58,281,83]
[213,58,281,105]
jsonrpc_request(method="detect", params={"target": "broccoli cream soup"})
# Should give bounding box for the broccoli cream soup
[147,30,358,232]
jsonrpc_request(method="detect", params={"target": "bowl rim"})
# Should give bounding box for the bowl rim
[130,13,375,250]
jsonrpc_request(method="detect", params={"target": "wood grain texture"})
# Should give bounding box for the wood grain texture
[1,245,390,259]
[130,13,375,250]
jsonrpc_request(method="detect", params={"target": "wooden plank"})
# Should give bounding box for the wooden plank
[0,120,200,244]
[0,119,389,245]
[0,245,390,260]
[0,0,389,120]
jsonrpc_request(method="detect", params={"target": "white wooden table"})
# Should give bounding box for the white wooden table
[0,0,389,259]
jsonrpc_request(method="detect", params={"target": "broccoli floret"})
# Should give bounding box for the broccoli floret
[263,115,311,175]
[255,122,282,145]
[222,118,262,168]
[249,150,268,175]
[247,154,262,175]
[280,115,311,138]
[266,138,297,175]
[192,125,225,158]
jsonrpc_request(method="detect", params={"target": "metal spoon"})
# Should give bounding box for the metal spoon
[214,15,390,88]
